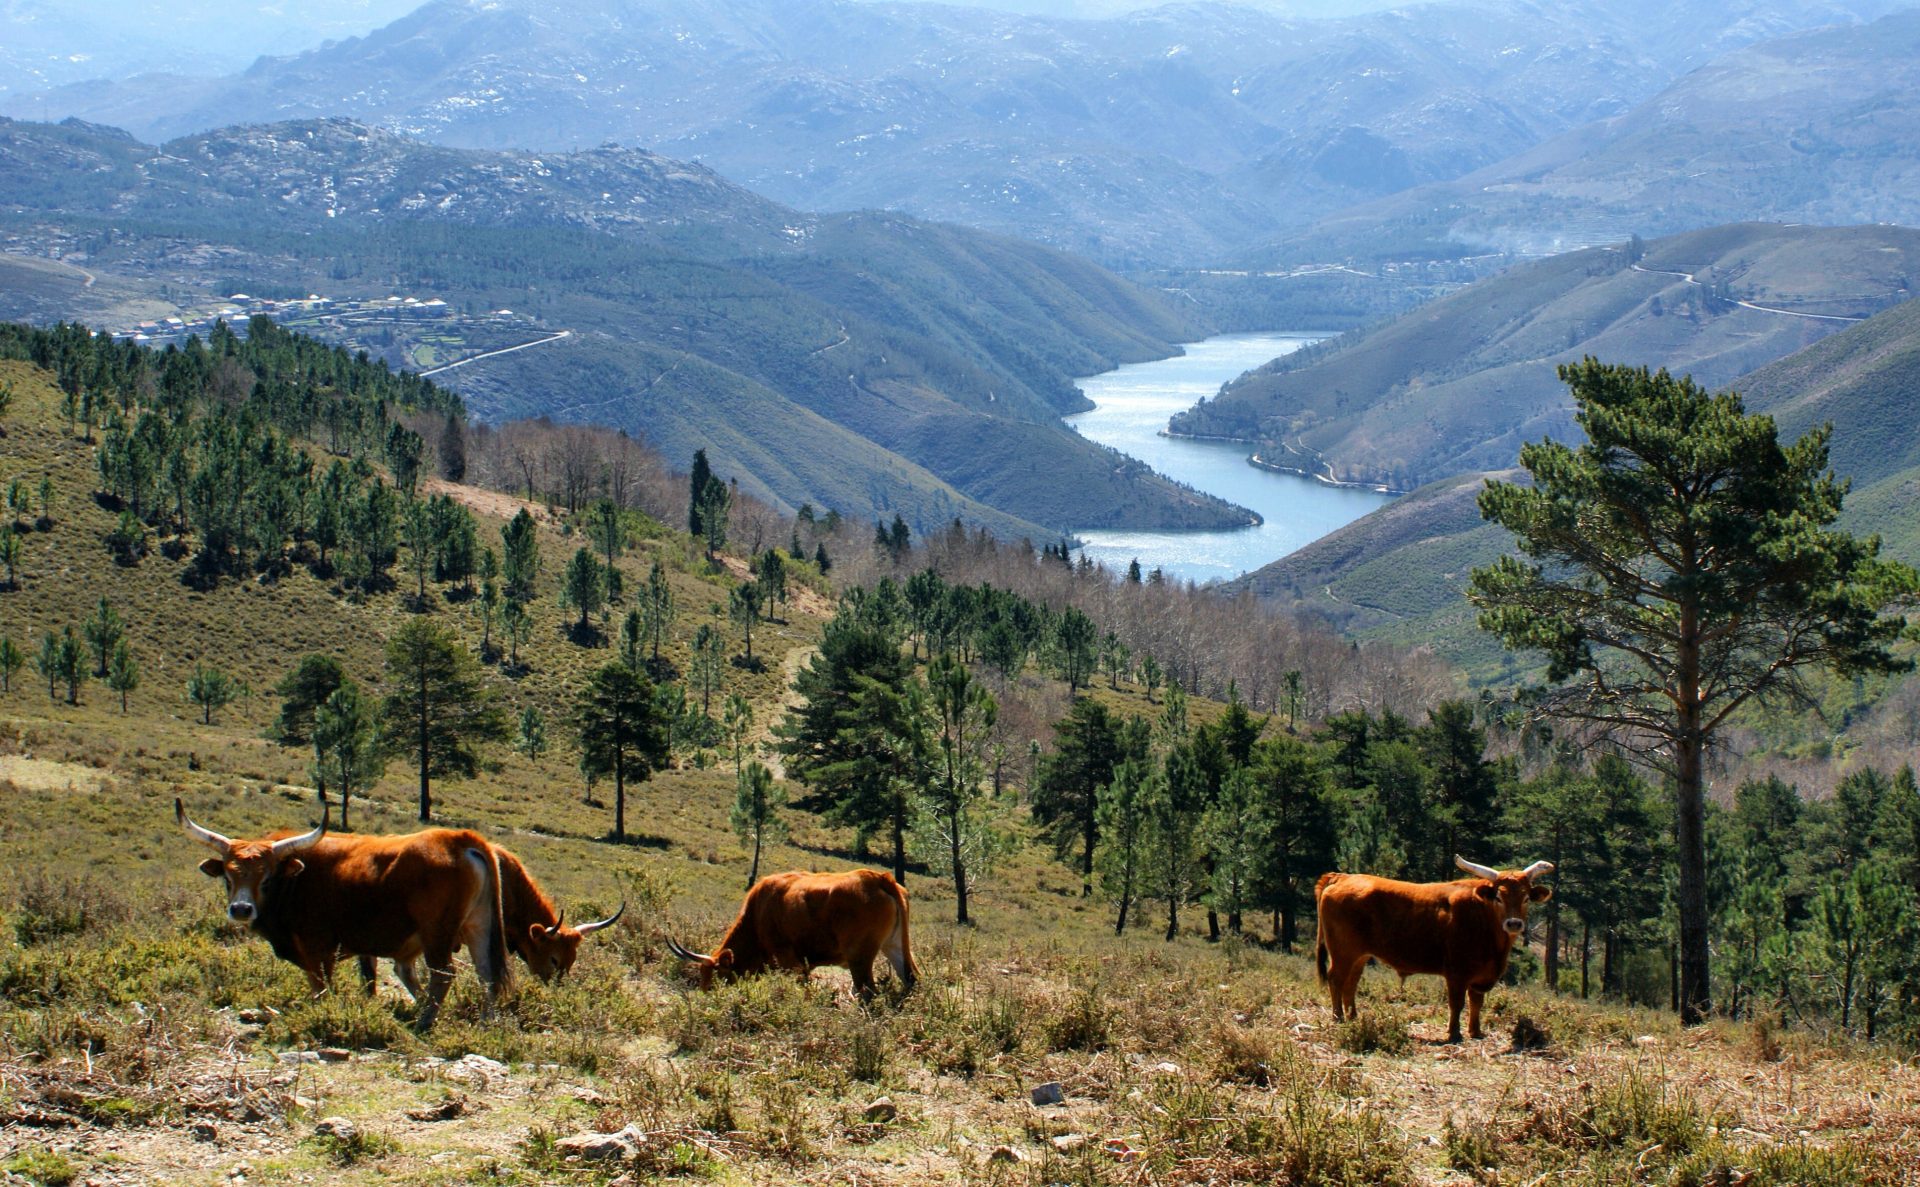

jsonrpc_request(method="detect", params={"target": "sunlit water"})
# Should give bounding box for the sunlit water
[1065,333,1393,585]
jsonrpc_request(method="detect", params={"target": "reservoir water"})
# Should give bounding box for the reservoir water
[1065,332,1393,585]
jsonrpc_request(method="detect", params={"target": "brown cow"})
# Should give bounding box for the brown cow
[359,842,623,994]
[177,798,508,1030]
[1315,855,1553,1043]
[666,869,918,998]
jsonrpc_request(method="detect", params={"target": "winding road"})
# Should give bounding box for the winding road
[1630,264,1865,323]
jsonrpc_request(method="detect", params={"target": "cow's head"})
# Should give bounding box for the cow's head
[1455,855,1554,937]
[665,937,735,989]
[177,798,326,926]
[522,903,624,982]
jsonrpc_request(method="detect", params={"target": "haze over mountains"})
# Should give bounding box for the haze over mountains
[9,0,1911,265]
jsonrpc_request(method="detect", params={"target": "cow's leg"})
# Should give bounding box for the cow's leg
[1444,977,1467,1044]
[393,957,425,1003]
[1467,985,1489,1040]
[850,957,877,1001]
[1334,957,1366,1021]
[415,943,457,1032]
[356,955,379,996]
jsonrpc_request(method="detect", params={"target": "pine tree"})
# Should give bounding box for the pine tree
[517,705,548,761]
[689,624,724,717]
[572,661,669,843]
[688,449,714,538]
[916,653,999,924]
[729,578,763,664]
[82,597,124,677]
[0,526,22,588]
[561,547,606,633]
[381,618,508,822]
[502,508,540,601]
[105,639,139,714]
[642,559,675,669]
[503,598,531,668]
[731,761,788,890]
[0,634,22,694]
[186,663,243,724]
[1470,360,1917,1023]
[313,680,384,831]
[1032,697,1122,893]
[1096,755,1154,934]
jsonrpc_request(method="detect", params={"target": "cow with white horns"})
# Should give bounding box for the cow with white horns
[176,798,508,1030]
[1315,855,1554,1043]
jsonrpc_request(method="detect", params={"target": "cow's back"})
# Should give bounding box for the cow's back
[265,829,492,958]
[750,870,902,967]
[1317,873,1483,978]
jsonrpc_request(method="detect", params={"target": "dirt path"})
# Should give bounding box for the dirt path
[420,330,572,377]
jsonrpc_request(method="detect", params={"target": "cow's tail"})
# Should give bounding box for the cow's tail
[887,876,919,991]
[1313,872,1341,985]
[470,842,510,998]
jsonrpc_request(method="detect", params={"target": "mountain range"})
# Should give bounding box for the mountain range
[0,115,1245,541]
[8,0,1908,265]
[1173,222,1920,491]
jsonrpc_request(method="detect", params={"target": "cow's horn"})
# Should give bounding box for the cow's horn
[1520,860,1555,880]
[576,902,624,936]
[176,799,233,857]
[270,802,328,857]
[1455,855,1501,881]
[666,937,709,964]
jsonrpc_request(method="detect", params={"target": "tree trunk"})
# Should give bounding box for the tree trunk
[1580,920,1591,1000]
[891,795,907,884]
[1280,900,1297,953]
[951,811,970,925]
[1207,907,1220,942]
[749,827,762,889]
[1674,624,1713,1024]
[417,681,431,822]
[341,789,351,832]
[614,748,626,844]
[1544,896,1561,991]
[1081,811,1096,897]
[1165,888,1178,942]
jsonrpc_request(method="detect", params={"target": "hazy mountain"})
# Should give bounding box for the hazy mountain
[8,0,1903,265]
[1263,8,1920,264]
[0,0,419,97]
[0,115,1248,539]
[1175,223,1920,491]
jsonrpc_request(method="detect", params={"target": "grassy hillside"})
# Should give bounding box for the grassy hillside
[1176,224,1920,491]
[3,356,1915,1186]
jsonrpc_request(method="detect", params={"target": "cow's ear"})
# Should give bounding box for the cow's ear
[530,923,551,943]
[282,858,305,878]
[198,858,225,879]
[1529,884,1553,903]
[716,948,735,969]
[1473,882,1499,901]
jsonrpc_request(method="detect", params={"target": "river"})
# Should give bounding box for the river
[1064,332,1393,585]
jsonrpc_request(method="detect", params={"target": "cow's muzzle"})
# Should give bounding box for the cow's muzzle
[1504,918,1524,934]
[228,901,256,923]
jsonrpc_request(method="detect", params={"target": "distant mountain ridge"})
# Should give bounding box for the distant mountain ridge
[1174,223,1920,491]
[1266,8,1920,264]
[7,0,1906,264]
[0,115,1246,540]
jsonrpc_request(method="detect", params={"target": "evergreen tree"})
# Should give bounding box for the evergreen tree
[105,639,138,714]
[502,508,540,601]
[1143,743,1208,941]
[381,618,508,822]
[503,598,531,667]
[699,477,731,562]
[81,596,124,677]
[1054,606,1099,697]
[1251,735,1336,949]
[729,578,764,664]
[1,525,23,588]
[572,661,669,843]
[0,634,22,693]
[438,411,467,482]
[588,498,622,569]
[34,631,59,700]
[641,559,675,669]
[517,705,548,761]
[404,497,435,604]
[1471,361,1917,1023]
[561,546,606,632]
[273,654,347,746]
[313,680,384,831]
[916,652,999,924]
[186,663,243,723]
[688,449,714,538]
[1032,697,1122,893]
[775,610,918,880]
[1096,753,1154,934]
[732,761,788,890]
[755,548,788,623]
[689,623,725,717]
[1139,653,1162,704]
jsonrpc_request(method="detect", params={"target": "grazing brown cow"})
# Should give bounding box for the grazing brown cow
[359,842,623,993]
[667,869,918,998]
[177,799,508,1030]
[1315,855,1554,1043]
